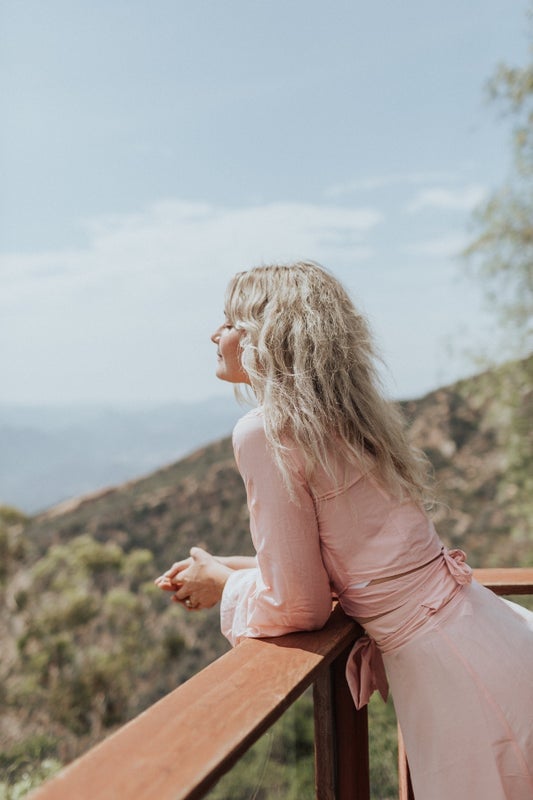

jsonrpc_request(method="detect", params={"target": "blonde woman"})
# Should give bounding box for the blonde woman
[156,262,533,799]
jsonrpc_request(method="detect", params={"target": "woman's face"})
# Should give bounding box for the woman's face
[210,321,250,385]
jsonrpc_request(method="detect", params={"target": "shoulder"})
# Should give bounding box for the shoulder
[233,406,264,433]
[232,407,267,457]
[232,408,308,486]
[232,407,276,480]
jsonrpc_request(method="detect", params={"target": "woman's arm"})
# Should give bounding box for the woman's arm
[215,555,257,569]
[220,412,332,645]
[156,412,332,637]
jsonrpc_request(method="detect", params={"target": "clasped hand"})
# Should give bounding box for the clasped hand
[155,546,232,611]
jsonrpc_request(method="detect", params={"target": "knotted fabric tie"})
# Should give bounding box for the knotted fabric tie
[344,549,471,710]
[442,548,472,585]
[345,635,389,710]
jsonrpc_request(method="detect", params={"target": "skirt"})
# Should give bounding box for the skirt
[383,580,533,799]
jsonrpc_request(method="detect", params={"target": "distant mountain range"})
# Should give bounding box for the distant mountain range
[19,356,531,570]
[0,396,244,513]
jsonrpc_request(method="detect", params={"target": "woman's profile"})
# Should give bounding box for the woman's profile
[156,261,533,799]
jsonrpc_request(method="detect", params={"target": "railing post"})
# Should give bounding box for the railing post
[398,723,415,800]
[313,667,336,800]
[313,644,370,800]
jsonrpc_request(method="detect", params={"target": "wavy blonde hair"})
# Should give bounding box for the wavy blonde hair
[225,261,432,506]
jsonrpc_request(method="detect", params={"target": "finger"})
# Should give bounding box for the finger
[172,572,193,600]
[159,558,193,580]
[166,560,192,577]
[154,571,185,586]
[173,584,191,601]
[190,546,209,561]
[171,593,199,609]
[172,596,190,608]
[173,595,202,611]
[155,577,182,591]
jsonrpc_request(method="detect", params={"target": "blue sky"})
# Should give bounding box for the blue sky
[0,0,530,406]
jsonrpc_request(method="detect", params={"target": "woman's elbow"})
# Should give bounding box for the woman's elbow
[315,602,333,629]
[296,598,332,631]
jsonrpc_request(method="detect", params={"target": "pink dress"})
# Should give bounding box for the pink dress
[220,409,533,800]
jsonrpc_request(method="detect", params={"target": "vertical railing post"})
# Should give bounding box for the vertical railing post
[314,665,336,800]
[313,644,370,800]
[398,723,415,800]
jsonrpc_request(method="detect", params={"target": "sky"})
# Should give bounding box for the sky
[0,0,530,407]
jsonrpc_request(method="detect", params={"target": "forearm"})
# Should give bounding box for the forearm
[215,555,257,570]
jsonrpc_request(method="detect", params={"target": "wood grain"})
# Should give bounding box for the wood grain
[473,567,533,595]
[28,605,361,800]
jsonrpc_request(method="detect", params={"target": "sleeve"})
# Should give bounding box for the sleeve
[220,412,333,646]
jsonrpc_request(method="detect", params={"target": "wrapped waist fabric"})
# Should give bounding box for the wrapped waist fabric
[343,548,472,709]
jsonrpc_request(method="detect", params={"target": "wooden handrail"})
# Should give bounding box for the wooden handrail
[472,567,533,595]
[28,568,533,800]
[28,604,363,800]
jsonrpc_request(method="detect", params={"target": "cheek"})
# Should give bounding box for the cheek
[220,333,241,362]
[230,343,244,368]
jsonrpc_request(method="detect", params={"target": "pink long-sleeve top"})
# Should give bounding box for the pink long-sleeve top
[220,407,447,652]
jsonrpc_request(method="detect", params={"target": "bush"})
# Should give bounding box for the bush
[31,590,99,637]
[0,734,59,787]
[162,630,185,659]
[121,549,155,590]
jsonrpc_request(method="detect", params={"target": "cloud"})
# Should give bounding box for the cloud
[324,171,458,199]
[0,197,497,406]
[406,184,487,214]
[1,200,381,289]
[0,199,382,404]
[402,233,468,259]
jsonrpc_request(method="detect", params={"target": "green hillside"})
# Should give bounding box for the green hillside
[0,358,531,798]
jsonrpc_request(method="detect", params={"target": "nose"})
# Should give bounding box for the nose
[211,325,222,344]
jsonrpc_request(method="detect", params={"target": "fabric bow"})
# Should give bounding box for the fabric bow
[345,635,389,710]
[443,548,472,585]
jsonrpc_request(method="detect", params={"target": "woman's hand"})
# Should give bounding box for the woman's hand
[155,547,233,611]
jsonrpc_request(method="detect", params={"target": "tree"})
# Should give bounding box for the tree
[463,7,533,555]
[464,8,533,352]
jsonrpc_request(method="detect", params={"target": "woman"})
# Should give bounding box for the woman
[156,262,533,799]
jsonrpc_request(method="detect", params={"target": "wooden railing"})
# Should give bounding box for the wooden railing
[28,568,533,800]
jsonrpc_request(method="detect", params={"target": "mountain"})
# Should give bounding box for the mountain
[15,356,530,568]
[402,355,531,566]
[0,397,243,513]
[0,357,530,796]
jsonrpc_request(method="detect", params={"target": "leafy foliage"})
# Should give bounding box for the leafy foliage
[464,12,533,350]
[204,688,399,799]
[205,691,315,800]
[462,10,533,557]
[0,734,61,800]
[0,528,228,793]
[0,507,28,585]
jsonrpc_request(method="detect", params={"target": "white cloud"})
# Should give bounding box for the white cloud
[1,200,381,288]
[0,197,500,406]
[406,184,487,214]
[402,233,468,259]
[324,171,458,199]
[0,199,382,404]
